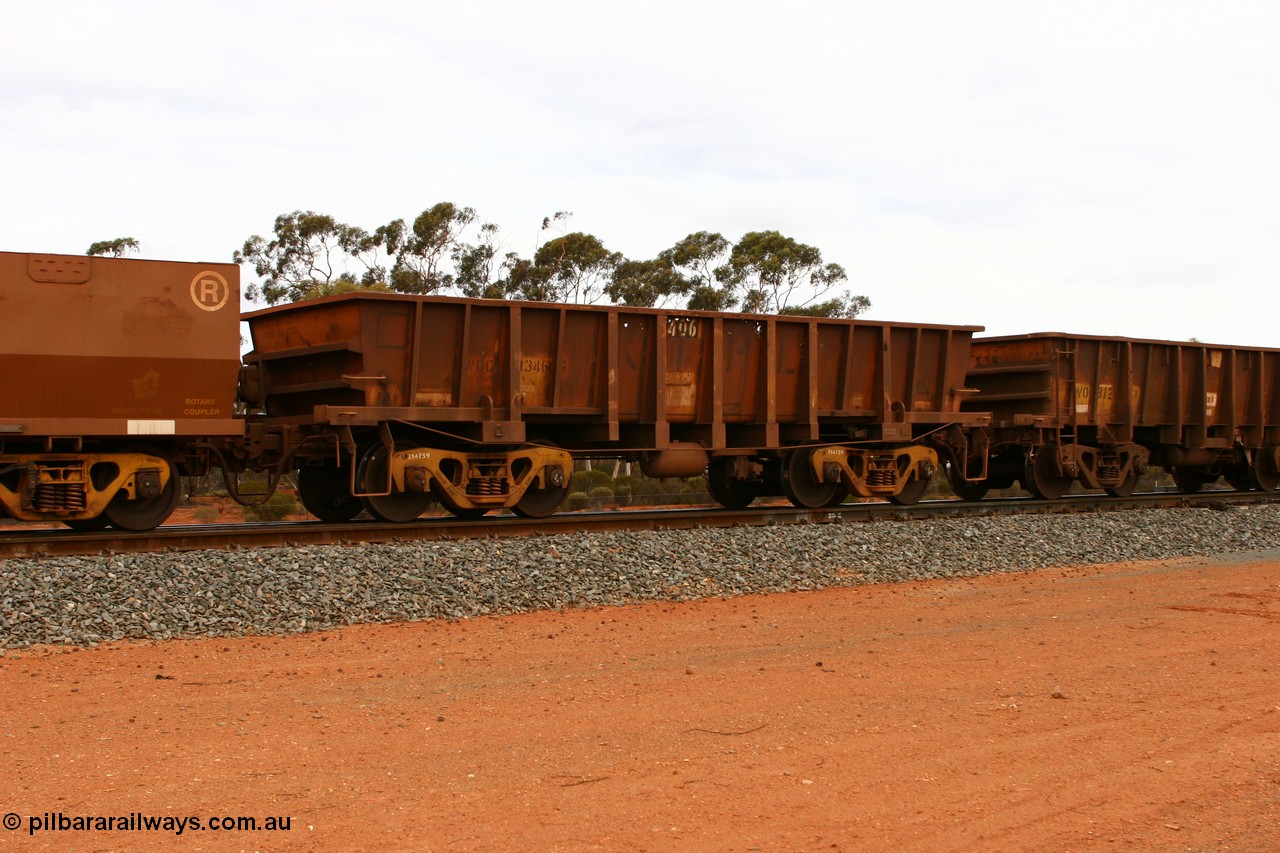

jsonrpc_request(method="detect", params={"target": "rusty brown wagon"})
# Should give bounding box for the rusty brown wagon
[0,251,242,529]
[959,333,1280,499]
[242,294,991,520]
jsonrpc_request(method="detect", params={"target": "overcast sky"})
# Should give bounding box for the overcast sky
[4,1,1278,345]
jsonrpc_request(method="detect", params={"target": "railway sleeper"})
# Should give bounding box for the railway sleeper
[0,452,173,522]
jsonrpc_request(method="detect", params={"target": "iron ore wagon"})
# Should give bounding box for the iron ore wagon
[958,333,1280,499]
[241,294,992,520]
[0,251,242,529]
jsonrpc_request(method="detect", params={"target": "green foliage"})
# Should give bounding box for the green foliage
[390,202,477,294]
[240,490,300,522]
[612,472,709,505]
[298,274,392,301]
[720,230,850,316]
[234,211,384,304]
[86,237,140,257]
[570,468,614,493]
[588,485,616,499]
[526,216,622,303]
[234,208,869,316]
[193,506,220,523]
[779,292,872,319]
[607,257,687,307]
[557,469,714,510]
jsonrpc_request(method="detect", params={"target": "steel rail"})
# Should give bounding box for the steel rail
[1,490,1274,560]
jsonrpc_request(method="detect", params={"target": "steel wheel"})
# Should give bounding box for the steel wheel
[706,458,758,510]
[512,480,569,518]
[1104,470,1141,497]
[298,464,363,522]
[780,447,842,509]
[357,444,433,523]
[945,460,989,502]
[1223,465,1254,492]
[1170,465,1211,494]
[1023,447,1073,501]
[103,450,181,531]
[887,473,931,506]
[1254,450,1280,492]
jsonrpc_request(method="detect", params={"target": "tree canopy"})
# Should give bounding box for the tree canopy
[86,237,140,257]
[233,207,869,318]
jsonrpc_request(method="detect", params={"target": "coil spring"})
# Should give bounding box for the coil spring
[867,469,895,487]
[1098,465,1120,483]
[467,477,508,496]
[34,483,87,512]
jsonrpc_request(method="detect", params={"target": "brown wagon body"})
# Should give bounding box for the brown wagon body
[961,333,1280,498]
[243,294,989,518]
[0,251,242,527]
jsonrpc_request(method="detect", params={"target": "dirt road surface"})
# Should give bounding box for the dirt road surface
[2,550,1278,852]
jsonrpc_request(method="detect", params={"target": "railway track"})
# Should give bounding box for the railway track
[1,490,1273,559]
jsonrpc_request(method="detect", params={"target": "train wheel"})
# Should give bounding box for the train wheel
[512,481,568,518]
[103,449,181,531]
[781,447,842,509]
[298,465,363,522]
[1223,465,1254,492]
[1170,465,1211,494]
[887,474,930,506]
[944,460,989,502]
[1253,452,1280,492]
[357,444,433,523]
[1023,447,1073,501]
[1104,470,1141,497]
[706,458,757,510]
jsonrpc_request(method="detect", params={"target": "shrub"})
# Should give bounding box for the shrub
[241,491,299,522]
[193,506,220,523]
[679,478,709,504]
[570,468,613,493]
[565,491,589,511]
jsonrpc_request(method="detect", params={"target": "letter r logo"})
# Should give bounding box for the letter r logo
[190,271,231,312]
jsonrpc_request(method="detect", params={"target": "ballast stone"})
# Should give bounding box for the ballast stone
[2,504,1280,649]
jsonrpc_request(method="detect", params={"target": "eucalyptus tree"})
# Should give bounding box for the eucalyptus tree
[390,202,478,294]
[86,237,140,257]
[719,230,865,318]
[235,211,383,304]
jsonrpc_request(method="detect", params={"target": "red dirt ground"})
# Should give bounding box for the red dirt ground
[2,552,1278,851]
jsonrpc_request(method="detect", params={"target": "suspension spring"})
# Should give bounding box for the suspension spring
[34,482,87,512]
[467,476,509,496]
[867,468,896,488]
